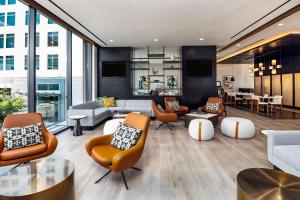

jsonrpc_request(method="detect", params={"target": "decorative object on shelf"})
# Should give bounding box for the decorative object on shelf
[167,75,177,89]
[149,90,159,96]
[230,64,235,81]
[152,68,158,75]
[153,80,160,83]
[139,76,150,89]
[222,75,234,89]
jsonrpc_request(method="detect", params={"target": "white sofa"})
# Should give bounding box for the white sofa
[67,99,154,127]
[268,130,300,177]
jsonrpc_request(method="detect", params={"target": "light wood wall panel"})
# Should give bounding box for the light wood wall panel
[255,77,261,96]
[272,75,281,96]
[295,73,300,107]
[282,74,293,106]
[262,76,270,95]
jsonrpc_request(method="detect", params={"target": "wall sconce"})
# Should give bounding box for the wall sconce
[254,68,259,72]
[272,69,277,75]
[259,71,264,76]
[260,67,266,70]
[271,59,277,66]
[259,63,263,68]
[277,64,282,69]
[269,66,273,70]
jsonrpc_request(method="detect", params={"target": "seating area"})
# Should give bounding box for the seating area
[1,1,300,200]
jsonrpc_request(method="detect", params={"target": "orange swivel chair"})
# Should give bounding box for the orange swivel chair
[0,113,58,167]
[85,113,150,190]
[152,101,177,130]
[164,96,189,116]
[198,97,226,116]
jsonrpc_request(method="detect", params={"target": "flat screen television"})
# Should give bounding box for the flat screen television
[186,60,212,76]
[102,62,126,77]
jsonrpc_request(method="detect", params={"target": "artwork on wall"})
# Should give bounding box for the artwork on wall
[167,75,177,89]
[138,76,150,89]
[222,75,234,89]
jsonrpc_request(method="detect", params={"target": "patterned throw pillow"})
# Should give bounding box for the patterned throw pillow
[111,123,142,150]
[2,123,44,151]
[157,104,164,112]
[103,97,116,107]
[167,101,180,111]
[205,102,221,113]
[95,97,106,107]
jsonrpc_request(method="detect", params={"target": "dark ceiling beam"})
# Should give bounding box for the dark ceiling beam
[21,0,102,45]
[218,4,300,53]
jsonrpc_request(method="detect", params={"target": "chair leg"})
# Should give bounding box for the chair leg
[95,170,111,184]
[121,171,129,190]
[131,167,141,171]
[156,122,174,131]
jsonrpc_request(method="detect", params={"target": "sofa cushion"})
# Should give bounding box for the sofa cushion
[274,145,300,170]
[116,100,126,107]
[91,145,122,165]
[125,107,152,114]
[94,108,111,119]
[103,97,116,107]
[166,100,180,111]
[0,143,47,161]
[125,100,151,108]
[2,123,44,151]
[111,123,141,150]
[71,101,97,109]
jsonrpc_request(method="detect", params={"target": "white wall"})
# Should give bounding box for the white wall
[217,64,254,90]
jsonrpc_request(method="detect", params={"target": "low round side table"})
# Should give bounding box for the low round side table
[69,115,86,136]
[0,158,75,200]
[237,168,300,200]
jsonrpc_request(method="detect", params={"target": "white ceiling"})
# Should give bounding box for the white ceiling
[36,0,300,54]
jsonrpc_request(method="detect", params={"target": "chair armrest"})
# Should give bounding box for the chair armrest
[0,133,3,153]
[165,108,174,113]
[198,106,205,111]
[112,145,142,172]
[43,132,58,154]
[268,131,300,161]
[85,134,113,156]
[180,106,189,112]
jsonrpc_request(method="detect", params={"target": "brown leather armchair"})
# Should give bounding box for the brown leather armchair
[152,101,177,130]
[164,96,189,115]
[85,113,150,190]
[0,113,58,167]
[198,97,225,116]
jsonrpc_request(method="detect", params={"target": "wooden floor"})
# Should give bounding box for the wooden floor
[51,107,300,200]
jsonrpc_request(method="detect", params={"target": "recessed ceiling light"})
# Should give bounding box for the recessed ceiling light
[278,23,284,26]
[109,39,114,43]
[154,38,159,42]
[236,43,240,47]
[199,38,204,41]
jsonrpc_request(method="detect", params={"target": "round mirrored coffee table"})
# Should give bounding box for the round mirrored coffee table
[0,158,75,200]
[237,168,300,200]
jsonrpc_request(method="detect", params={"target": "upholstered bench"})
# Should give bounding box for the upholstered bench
[221,117,255,139]
[188,119,215,141]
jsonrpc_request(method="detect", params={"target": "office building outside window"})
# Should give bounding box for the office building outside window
[0,56,3,70]
[0,13,4,26]
[48,19,55,24]
[0,0,5,6]
[8,0,16,5]
[5,55,14,70]
[7,12,15,26]
[24,55,39,70]
[47,54,58,70]
[25,11,40,25]
[25,32,39,47]
[6,33,14,48]
[48,32,58,46]
[0,34,3,48]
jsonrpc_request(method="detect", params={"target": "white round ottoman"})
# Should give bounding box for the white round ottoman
[103,118,124,135]
[188,119,214,141]
[221,117,255,139]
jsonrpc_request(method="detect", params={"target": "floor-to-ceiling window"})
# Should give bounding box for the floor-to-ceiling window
[35,13,67,127]
[72,33,84,105]
[0,0,28,123]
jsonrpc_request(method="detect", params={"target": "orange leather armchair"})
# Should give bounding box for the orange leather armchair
[152,101,177,130]
[198,97,225,116]
[85,113,150,190]
[0,113,58,167]
[164,96,189,115]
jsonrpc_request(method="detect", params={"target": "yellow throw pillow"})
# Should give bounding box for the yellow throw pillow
[103,97,116,107]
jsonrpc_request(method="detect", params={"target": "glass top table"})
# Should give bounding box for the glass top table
[0,158,75,200]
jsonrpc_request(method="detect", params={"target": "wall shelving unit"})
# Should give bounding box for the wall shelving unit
[131,47,182,96]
